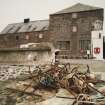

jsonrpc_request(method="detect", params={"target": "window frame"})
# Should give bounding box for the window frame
[79,40,91,51]
[57,41,70,50]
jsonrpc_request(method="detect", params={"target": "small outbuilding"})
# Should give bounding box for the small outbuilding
[0,43,55,65]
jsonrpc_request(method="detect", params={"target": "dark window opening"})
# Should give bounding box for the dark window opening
[16,36,19,40]
[99,33,101,39]
[81,19,85,23]
[91,25,94,30]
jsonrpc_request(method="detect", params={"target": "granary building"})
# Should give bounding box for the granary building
[50,3,104,59]
[0,3,104,62]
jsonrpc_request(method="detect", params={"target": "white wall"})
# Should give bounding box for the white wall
[91,30,104,60]
[0,50,55,65]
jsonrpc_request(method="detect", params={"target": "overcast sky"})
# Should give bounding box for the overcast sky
[0,0,105,32]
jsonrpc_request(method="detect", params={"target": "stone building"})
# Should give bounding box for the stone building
[50,3,104,59]
[0,19,49,48]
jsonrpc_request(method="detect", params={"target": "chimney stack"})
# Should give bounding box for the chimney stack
[24,18,30,23]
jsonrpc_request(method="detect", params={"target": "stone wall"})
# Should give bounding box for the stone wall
[0,30,50,48]
[50,9,104,57]
[0,50,54,65]
[0,48,54,81]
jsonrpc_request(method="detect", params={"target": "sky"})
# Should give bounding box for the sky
[0,0,105,32]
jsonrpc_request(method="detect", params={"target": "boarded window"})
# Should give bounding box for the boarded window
[39,34,43,38]
[26,35,29,40]
[72,13,77,18]
[79,40,90,50]
[72,26,77,32]
[57,41,70,50]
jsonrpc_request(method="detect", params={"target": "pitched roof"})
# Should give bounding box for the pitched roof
[1,20,49,34]
[53,3,102,15]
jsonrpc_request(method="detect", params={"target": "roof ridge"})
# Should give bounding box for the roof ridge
[76,3,102,9]
[52,3,102,15]
[8,19,49,25]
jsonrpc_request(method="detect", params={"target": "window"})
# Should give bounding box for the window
[39,34,43,38]
[16,36,19,40]
[72,26,77,32]
[92,20,103,30]
[99,33,101,39]
[57,41,70,50]
[72,13,77,18]
[79,40,90,50]
[26,35,29,40]
[81,19,85,23]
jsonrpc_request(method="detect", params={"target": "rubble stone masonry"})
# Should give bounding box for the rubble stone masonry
[0,31,49,48]
[49,9,104,58]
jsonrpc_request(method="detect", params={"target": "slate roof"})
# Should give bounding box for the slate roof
[1,20,49,34]
[53,3,102,15]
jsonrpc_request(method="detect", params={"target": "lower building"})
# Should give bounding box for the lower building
[0,43,55,65]
[91,30,104,60]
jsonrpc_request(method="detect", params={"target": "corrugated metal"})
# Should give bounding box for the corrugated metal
[1,20,49,34]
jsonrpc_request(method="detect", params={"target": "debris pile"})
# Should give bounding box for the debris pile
[0,65,37,81]
[1,63,105,105]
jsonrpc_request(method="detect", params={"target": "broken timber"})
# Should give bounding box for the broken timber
[6,87,42,97]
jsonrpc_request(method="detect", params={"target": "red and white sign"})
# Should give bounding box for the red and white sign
[94,48,100,54]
